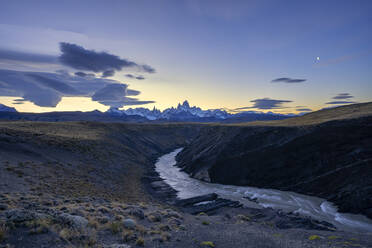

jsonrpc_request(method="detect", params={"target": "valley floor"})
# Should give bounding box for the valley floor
[0,121,371,247]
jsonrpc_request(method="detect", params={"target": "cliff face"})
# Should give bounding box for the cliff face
[176,116,372,219]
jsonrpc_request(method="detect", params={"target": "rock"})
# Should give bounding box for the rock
[168,217,182,227]
[59,213,88,229]
[165,210,182,219]
[175,193,218,207]
[98,216,109,224]
[150,181,167,190]
[5,209,40,223]
[123,218,136,229]
[104,244,131,248]
[159,224,171,231]
[98,207,109,214]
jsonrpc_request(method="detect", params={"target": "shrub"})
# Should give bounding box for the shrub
[109,221,122,234]
[161,232,171,242]
[0,224,8,242]
[328,235,339,240]
[201,241,215,247]
[122,230,136,242]
[236,214,251,221]
[308,235,321,240]
[135,237,145,246]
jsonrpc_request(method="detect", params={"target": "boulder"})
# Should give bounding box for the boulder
[59,213,88,229]
[5,209,40,223]
[123,218,136,229]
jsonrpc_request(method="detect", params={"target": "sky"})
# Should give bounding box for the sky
[0,0,371,114]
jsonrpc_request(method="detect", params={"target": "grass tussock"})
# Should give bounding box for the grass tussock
[0,223,8,242]
[135,237,145,246]
[108,221,122,234]
[308,235,322,240]
[200,241,215,247]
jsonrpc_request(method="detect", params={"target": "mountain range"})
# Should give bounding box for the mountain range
[0,100,294,123]
[108,100,294,122]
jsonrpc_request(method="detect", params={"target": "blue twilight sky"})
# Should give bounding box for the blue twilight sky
[0,0,371,113]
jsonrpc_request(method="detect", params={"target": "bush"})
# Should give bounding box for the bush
[308,235,321,240]
[135,237,145,246]
[109,221,122,234]
[0,224,8,242]
[201,241,215,247]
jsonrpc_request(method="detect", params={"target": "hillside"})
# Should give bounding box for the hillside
[0,105,372,247]
[234,102,372,126]
[0,121,200,202]
[176,103,372,219]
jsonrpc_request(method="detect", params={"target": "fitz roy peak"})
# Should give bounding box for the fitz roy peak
[107,100,292,122]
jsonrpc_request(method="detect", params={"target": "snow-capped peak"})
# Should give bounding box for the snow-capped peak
[106,100,230,121]
[104,100,293,122]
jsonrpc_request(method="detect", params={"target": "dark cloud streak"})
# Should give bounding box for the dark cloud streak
[326,101,356,105]
[102,69,115,78]
[235,98,293,110]
[332,93,353,100]
[58,42,156,74]
[271,77,306,83]
[0,49,58,64]
[125,74,146,80]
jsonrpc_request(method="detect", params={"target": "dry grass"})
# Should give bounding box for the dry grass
[0,223,8,242]
[26,218,52,235]
[135,237,145,246]
[108,221,123,234]
[230,102,372,126]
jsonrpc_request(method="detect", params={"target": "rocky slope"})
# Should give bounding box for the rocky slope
[176,103,372,219]
[1,114,372,247]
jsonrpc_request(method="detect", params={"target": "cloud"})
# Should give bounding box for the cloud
[235,98,293,110]
[125,74,135,78]
[136,75,145,80]
[127,89,140,96]
[271,77,306,83]
[141,64,155,73]
[59,42,136,72]
[102,69,115,78]
[75,71,95,77]
[125,74,145,80]
[58,42,155,74]
[0,49,58,64]
[0,69,154,108]
[92,84,155,108]
[332,93,353,100]
[325,93,356,105]
[296,108,312,112]
[325,101,356,105]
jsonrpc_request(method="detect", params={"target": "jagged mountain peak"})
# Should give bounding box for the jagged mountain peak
[105,101,293,122]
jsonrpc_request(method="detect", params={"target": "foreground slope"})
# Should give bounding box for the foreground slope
[0,118,371,247]
[177,102,372,219]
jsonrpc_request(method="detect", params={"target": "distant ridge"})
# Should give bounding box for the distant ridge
[0,103,17,113]
[1,101,370,124]
[234,102,372,126]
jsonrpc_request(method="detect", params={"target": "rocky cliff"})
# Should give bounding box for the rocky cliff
[176,103,372,219]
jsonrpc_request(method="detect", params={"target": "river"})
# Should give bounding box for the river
[155,148,372,233]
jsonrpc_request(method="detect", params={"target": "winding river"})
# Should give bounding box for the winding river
[155,148,372,233]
